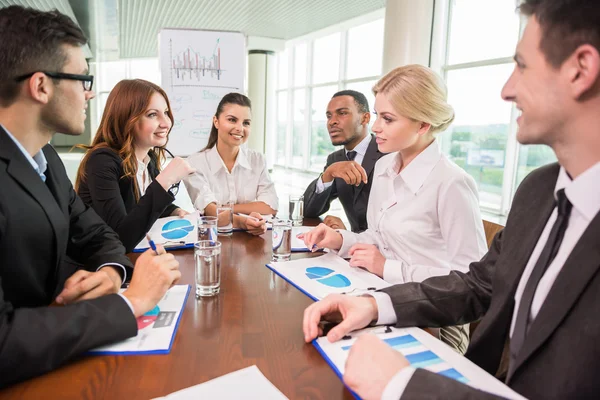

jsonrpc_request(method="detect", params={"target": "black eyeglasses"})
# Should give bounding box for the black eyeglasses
[161,147,180,196]
[15,71,94,91]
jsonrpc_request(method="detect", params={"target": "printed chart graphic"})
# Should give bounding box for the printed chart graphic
[341,333,468,384]
[137,305,161,330]
[305,266,351,288]
[161,219,194,240]
[171,39,225,85]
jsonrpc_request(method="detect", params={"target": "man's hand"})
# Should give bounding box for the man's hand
[243,212,267,236]
[344,334,410,400]
[322,161,368,186]
[55,266,122,305]
[122,245,181,317]
[348,244,386,278]
[298,223,343,252]
[303,293,378,342]
[323,215,347,230]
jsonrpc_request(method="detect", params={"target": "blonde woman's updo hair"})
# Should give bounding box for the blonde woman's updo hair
[372,64,455,134]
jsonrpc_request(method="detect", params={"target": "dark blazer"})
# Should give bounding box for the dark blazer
[379,163,600,399]
[0,127,137,387]
[303,135,385,232]
[77,148,178,253]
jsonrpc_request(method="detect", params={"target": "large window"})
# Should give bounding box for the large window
[434,0,556,216]
[275,12,384,172]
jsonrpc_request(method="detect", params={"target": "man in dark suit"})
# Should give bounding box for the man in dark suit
[303,90,385,232]
[302,0,600,398]
[0,5,181,387]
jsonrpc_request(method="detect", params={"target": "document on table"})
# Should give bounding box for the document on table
[291,226,318,252]
[266,252,391,300]
[152,365,288,400]
[314,325,526,400]
[88,285,190,355]
[134,212,198,252]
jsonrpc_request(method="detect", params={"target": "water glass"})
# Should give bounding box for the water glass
[198,216,218,242]
[216,201,234,235]
[289,195,304,226]
[272,219,292,261]
[194,240,222,297]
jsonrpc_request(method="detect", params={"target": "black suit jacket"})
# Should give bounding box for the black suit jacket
[0,127,137,387]
[303,135,385,232]
[77,148,178,253]
[379,163,600,399]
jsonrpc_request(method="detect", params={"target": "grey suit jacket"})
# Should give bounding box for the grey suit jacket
[380,163,600,399]
[303,135,385,232]
[0,127,138,387]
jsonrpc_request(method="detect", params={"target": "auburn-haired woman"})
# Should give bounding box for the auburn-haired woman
[76,79,195,252]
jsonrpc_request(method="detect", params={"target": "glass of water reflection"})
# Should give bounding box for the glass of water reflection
[216,201,234,235]
[289,195,304,226]
[198,216,218,242]
[272,219,292,261]
[194,240,222,297]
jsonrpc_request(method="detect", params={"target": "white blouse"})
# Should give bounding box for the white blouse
[135,156,151,196]
[338,140,488,284]
[183,145,279,212]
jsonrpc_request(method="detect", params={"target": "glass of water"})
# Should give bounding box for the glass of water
[216,201,234,235]
[198,216,218,242]
[194,240,222,297]
[289,195,304,226]
[272,219,292,261]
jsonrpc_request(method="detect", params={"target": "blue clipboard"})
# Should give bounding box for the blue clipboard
[87,284,190,355]
[132,242,194,253]
[312,339,361,400]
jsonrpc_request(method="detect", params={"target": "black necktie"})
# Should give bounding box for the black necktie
[346,151,357,161]
[510,189,573,359]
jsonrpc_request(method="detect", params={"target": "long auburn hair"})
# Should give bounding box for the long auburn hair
[203,92,251,151]
[75,79,174,200]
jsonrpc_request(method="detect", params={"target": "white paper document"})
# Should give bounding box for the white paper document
[152,365,289,400]
[89,285,190,355]
[291,226,316,252]
[134,213,198,252]
[314,326,525,400]
[266,253,391,300]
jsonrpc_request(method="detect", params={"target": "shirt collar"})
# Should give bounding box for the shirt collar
[136,154,151,171]
[555,162,600,221]
[207,145,252,174]
[380,140,442,195]
[1,123,48,180]
[346,134,371,157]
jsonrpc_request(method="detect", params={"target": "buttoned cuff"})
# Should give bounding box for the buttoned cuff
[336,229,359,257]
[97,263,126,285]
[381,367,416,400]
[117,293,136,316]
[382,259,406,284]
[315,176,333,194]
[364,291,397,325]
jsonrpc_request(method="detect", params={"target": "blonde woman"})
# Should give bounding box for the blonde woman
[302,65,487,353]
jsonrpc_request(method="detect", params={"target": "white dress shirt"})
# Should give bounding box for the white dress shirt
[315,134,372,194]
[338,140,487,284]
[183,145,279,212]
[136,155,152,196]
[378,161,600,399]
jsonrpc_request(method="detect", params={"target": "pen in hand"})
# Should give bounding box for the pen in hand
[146,234,163,255]
[235,212,263,222]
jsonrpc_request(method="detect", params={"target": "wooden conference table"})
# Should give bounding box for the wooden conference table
[0,220,356,400]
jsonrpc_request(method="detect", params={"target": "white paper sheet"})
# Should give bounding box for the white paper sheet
[267,253,391,300]
[152,365,289,400]
[315,326,526,400]
[134,213,198,251]
[89,285,189,354]
[291,226,315,251]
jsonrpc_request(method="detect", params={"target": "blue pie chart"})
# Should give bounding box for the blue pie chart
[305,266,351,288]
[162,219,194,240]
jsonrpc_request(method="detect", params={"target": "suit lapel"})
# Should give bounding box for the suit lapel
[509,210,600,380]
[0,129,64,263]
[353,135,380,203]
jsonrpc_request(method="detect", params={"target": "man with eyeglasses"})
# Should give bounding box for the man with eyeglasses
[0,5,182,387]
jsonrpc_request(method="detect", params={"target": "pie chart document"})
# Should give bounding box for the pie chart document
[134,212,199,252]
[266,253,391,301]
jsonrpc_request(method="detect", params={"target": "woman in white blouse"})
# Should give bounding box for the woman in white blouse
[302,65,488,353]
[184,93,279,235]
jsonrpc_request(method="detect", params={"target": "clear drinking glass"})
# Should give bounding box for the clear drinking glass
[272,219,292,261]
[216,201,234,235]
[198,216,218,242]
[289,195,304,226]
[194,240,222,297]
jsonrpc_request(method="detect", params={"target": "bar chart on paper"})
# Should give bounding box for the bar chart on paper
[170,39,229,87]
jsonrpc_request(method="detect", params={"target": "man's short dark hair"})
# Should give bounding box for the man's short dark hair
[0,5,87,106]
[519,0,600,68]
[332,90,370,114]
